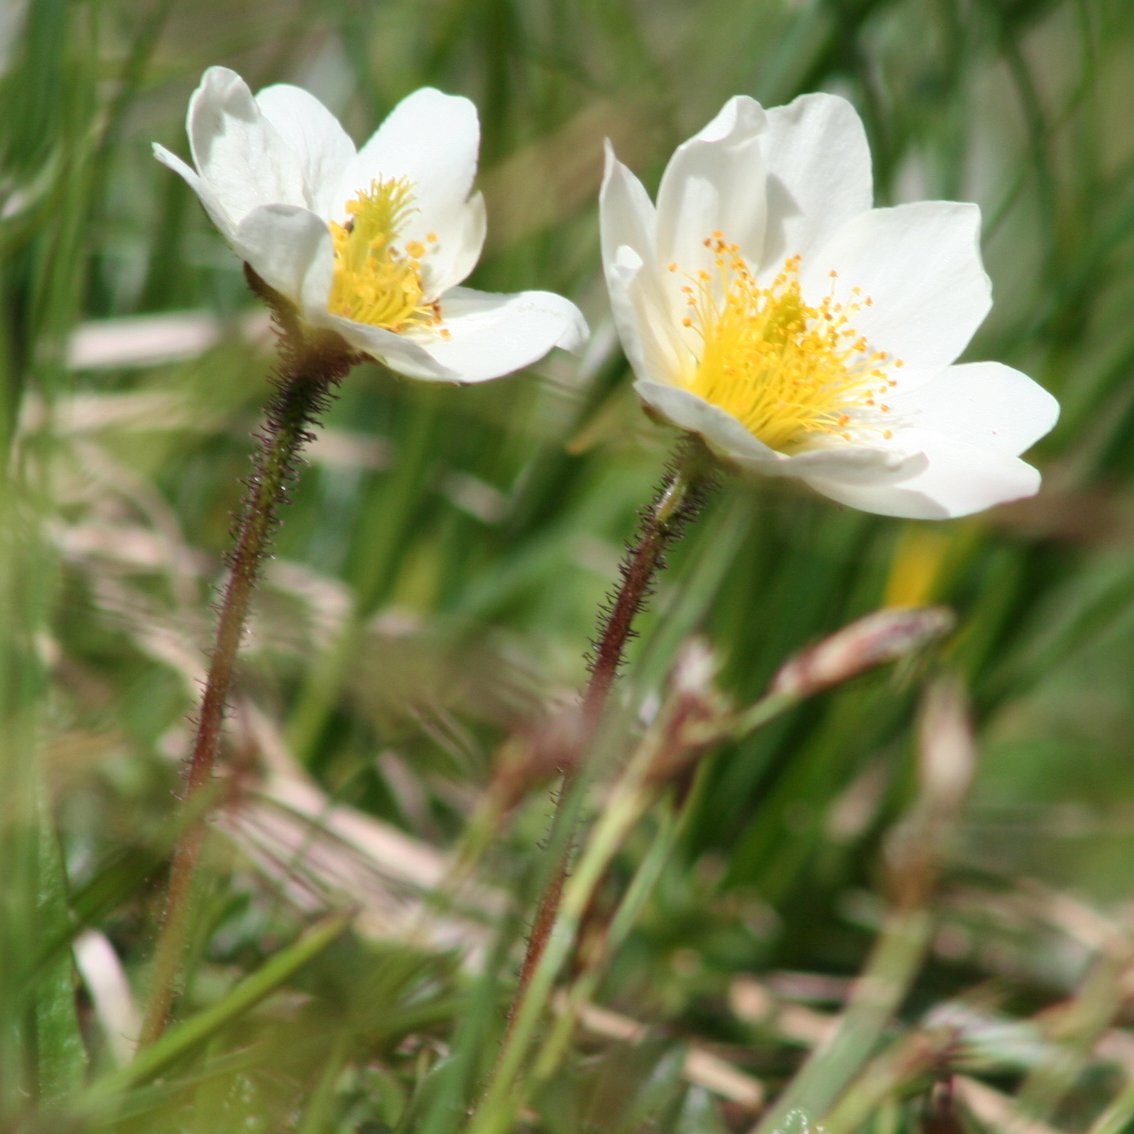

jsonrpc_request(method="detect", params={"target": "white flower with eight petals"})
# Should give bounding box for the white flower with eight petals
[155,67,587,382]
[600,93,1058,519]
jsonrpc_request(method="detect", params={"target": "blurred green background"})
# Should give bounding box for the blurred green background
[3,0,1134,1129]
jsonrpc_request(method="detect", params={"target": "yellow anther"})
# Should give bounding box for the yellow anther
[675,240,900,451]
[327,177,439,332]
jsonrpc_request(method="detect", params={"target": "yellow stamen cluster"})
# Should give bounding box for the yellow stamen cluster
[673,234,902,452]
[328,177,445,334]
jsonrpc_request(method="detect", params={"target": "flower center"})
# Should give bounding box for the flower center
[672,235,902,452]
[328,177,442,332]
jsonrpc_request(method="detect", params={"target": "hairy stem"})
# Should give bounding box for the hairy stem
[500,440,713,1060]
[138,314,358,1048]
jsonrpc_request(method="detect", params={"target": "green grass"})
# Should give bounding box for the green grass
[4,0,1134,1129]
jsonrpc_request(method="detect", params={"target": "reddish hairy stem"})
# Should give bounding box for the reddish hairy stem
[504,444,711,1042]
[138,320,358,1049]
[583,469,696,722]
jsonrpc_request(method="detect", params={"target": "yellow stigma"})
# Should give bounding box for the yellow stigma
[676,234,901,452]
[328,177,442,332]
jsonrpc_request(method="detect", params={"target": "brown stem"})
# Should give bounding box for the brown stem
[504,441,713,1042]
[138,310,360,1048]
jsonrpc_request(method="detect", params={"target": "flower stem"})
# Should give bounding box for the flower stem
[498,440,713,1062]
[138,316,359,1049]
[583,458,704,723]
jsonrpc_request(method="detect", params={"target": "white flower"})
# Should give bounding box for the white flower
[155,67,588,382]
[600,94,1059,519]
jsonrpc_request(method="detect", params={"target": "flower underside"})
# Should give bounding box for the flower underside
[673,235,903,453]
[328,177,446,334]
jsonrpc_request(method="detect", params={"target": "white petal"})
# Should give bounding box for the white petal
[636,379,777,462]
[887,361,1059,456]
[412,286,589,383]
[803,430,1042,518]
[635,381,925,483]
[600,145,688,381]
[186,67,308,227]
[345,88,478,199]
[419,191,486,298]
[234,204,332,308]
[337,89,480,279]
[153,143,239,243]
[760,93,873,266]
[802,201,991,372]
[329,288,587,385]
[654,96,768,271]
[606,249,684,387]
[254,83,356,217]
[757,439,927,483]
[600,141,658,271]
[324,318,461,380]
